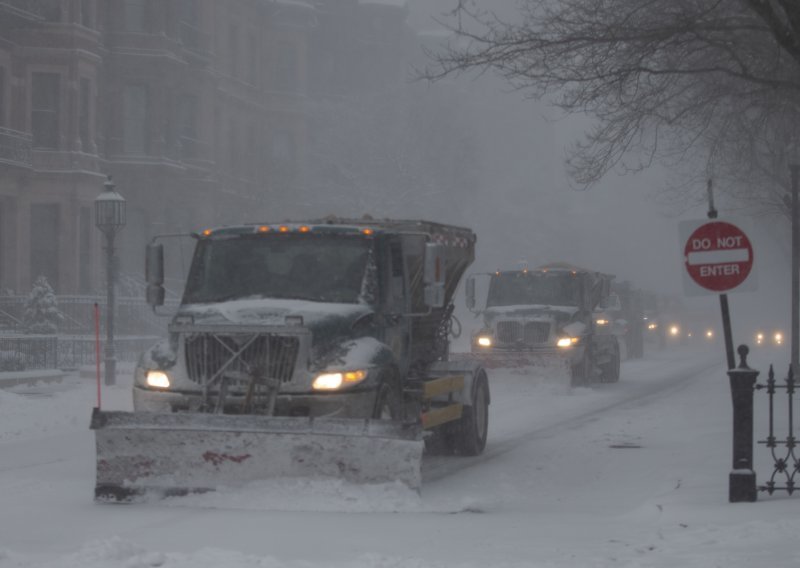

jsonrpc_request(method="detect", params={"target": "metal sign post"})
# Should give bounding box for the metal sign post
[705,190,735,370]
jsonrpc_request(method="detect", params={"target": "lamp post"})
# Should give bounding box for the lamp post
[95,176,126,386]
[791,163,800,375]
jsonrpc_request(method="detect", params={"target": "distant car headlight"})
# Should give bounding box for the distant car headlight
[476,336,493,347]
[774,332,784,345]
[312,369,368,391]
[669,325,680,336]
[145,370,171,389]
[706,329,714,339]
[595,318,609,326]
[647,322,658,330]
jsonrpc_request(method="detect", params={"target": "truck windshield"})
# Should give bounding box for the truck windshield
[486,272,579,308]
[183,234,372,304]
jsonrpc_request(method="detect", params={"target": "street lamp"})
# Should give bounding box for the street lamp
[791,161,800,375]
[95,175,126,386]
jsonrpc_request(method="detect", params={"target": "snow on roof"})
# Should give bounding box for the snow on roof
[270,0,314,7]
[358,0,407,8]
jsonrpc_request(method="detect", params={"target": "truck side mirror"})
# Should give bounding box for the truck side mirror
[465,277,476,311]
[145,243,165,308]
[423,242,446,308]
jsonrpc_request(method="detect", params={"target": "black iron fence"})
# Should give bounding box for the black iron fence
[756,365,800,496]
[728,344,800,501]
[0,334,160,371]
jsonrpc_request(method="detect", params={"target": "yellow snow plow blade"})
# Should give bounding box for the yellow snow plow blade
[90,408,423,502]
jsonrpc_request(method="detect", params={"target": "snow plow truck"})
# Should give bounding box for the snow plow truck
[463,262,620,386]
[91,218,489,501]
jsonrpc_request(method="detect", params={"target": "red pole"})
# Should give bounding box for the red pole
[94,302,101,409]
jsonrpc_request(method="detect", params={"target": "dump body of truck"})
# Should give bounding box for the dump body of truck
[92,218,490,500]
[608,280,645,359]
[464,262,620,385]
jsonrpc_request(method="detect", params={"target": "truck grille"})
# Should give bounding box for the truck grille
[496,321,550,346]
[184,332,300,387]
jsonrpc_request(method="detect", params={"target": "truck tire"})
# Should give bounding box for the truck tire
[455,370,489,456]
[599,342,621,383]
[372,378,402,420]
[571,350,590,387]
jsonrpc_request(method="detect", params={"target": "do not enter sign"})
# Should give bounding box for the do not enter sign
[680,220,756,295]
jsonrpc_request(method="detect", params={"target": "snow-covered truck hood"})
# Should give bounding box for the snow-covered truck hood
[483,304,578,325]
[174,298,374,342]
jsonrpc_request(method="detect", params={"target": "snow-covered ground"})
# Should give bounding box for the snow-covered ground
[1,343,798,567]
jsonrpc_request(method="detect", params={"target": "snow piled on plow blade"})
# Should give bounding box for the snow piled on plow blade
[90,409,423,502]
[450,352,572,381]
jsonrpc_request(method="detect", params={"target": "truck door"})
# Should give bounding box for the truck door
[382,238,411,378]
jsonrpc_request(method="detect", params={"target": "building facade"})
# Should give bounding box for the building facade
[0,0,321,296]
[0,0,419,298]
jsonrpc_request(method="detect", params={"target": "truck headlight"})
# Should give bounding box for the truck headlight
[557,337,578,348]
[312,369,368,390]
[145,370,171,389]
[476,336,492,347]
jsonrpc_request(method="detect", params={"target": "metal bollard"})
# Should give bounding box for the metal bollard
[728,344,759,502]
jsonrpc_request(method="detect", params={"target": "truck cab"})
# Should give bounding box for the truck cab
[466,263,621,385]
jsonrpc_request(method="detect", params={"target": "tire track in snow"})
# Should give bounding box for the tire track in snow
[422,351,722,483]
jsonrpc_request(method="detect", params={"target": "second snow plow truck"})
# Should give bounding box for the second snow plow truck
[464,262,621,386]
[91,218,489,501]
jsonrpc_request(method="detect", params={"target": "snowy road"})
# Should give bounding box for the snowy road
[423,347,719,482]
[4,344,796,567]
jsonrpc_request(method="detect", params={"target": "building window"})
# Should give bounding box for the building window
[123,84,148,154]
[123,0,148,32]
[39,0,62,22]
[229,122,239,172]
[178,94,198,158]
[178,0,197,25]
[79,207,91,294]
[229,24,239,78]
[248,32,258,85]
[31,72,60,149]
[80,0,94,28]
[247,125,257,179]
[271,130,295,164]
[79,78,91,152]
[30,204,60,293]
[0,202,4,289]
[274,45,297,92]
[0,67,5,128]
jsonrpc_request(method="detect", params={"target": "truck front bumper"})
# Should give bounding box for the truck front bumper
[463,345,585,369]
[133,385,377,418]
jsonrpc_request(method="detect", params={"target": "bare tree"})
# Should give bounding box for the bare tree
[424,0,800,199]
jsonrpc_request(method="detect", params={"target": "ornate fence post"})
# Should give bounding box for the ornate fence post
[728,344,759,502]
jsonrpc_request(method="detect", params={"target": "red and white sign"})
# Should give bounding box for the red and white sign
[679,219,757,296]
